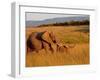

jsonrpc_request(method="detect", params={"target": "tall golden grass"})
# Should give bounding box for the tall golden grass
[26,25,89,67]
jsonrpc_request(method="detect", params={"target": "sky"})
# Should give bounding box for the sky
[26,12,88,21]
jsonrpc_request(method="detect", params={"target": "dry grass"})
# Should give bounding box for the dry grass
[26,25,89,44]
[26,25,89,67]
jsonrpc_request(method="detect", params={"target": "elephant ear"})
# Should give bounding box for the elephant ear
[41,31,53,44]
[49,32,56,43]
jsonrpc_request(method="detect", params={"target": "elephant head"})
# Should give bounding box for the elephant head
[41,31,59,44]
[41,31,59,53]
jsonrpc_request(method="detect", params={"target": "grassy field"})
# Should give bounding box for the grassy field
[26,25,89,67]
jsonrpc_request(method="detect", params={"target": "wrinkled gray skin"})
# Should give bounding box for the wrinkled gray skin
[27,31,57,53]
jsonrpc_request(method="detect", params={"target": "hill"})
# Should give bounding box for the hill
[26,16,89,27]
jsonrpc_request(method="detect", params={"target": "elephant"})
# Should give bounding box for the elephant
[56,43,69,53]
[56,43,76,53]
[27,31,58,53]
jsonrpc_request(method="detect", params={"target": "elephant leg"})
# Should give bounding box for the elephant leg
[63,45,69,53]
[56,44,63,53]
[57,45,65,53]
[42,41,50,54]
[49,44,54,53]
[57,44,60,52]
[50,44,58,53]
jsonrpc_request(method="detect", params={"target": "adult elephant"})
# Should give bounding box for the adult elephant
[27,31,58,53]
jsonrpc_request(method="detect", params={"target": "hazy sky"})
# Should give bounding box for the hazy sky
[26,13,87,21]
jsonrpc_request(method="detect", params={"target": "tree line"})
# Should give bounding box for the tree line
[38,20,89,27]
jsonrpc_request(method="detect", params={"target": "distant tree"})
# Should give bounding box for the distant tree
[37,20,89,27]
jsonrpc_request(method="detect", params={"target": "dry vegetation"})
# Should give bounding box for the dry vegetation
[26,25,89,67]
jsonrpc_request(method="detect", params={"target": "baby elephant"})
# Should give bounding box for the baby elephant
[56,44,68,53]
[56,43,76,53]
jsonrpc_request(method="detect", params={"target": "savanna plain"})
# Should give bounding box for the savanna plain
[26,25,89,67]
